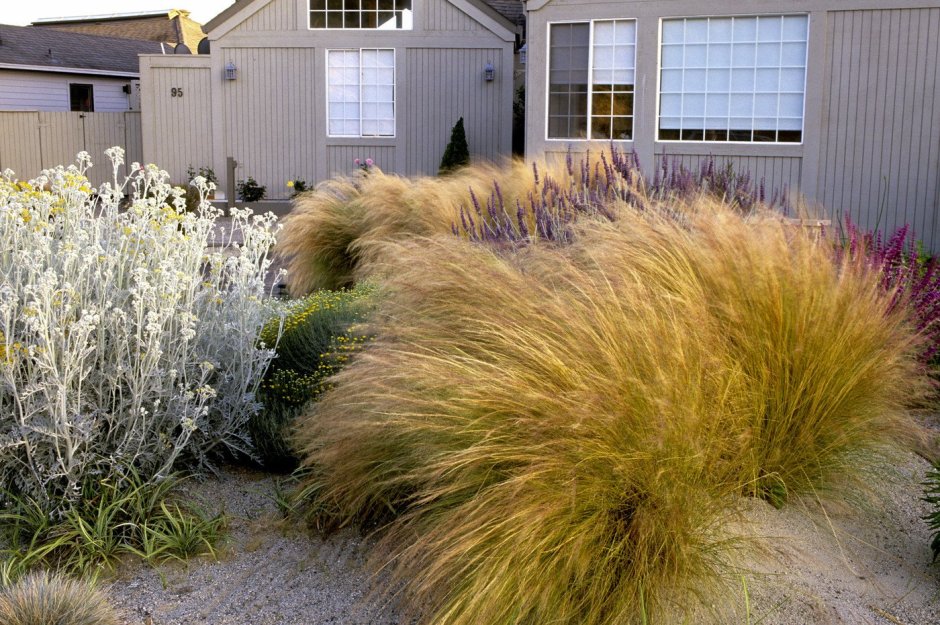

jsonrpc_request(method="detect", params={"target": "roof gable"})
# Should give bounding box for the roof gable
[205,0,518,38]
[0,24,163,75]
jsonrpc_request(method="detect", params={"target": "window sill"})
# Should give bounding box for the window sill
[654,141,803,157]
[325,137,397,147]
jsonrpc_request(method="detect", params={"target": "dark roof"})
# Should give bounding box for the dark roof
[482,0,524,26]
[0,24,163,74]
[205,0,521,33]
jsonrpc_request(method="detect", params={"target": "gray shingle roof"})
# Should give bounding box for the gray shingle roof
[482,0,524,26]
[0,24,164,74]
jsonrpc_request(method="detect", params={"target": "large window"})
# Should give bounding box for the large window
[328,49,395,137]
[310,0,412,30]
[658,15,808,142]
[548,20,636,140]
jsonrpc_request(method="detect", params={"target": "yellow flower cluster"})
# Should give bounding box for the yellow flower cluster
[260,288,364,346]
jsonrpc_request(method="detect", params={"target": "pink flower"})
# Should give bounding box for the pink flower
[354,158,361,166]
[365,158,374,167]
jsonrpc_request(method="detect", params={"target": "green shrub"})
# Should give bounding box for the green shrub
[439,117,470,174]
[252,284,376,470]
[295,199,925,625]
[0,572,118,625]
[237,176,267,202]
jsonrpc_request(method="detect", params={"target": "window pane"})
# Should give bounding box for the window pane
[548,23,590,138]
[328,48,395,137]
[589,20,635,141]
[782,15,808,40]
[310,0,411,29]
[659,15,807,142]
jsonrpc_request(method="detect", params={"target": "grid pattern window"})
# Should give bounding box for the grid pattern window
[328,49,395,137]
[548,20,636,140]
[658,15,808,143]
[310,0,412,29]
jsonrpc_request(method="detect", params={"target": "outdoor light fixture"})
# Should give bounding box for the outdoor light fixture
[484,61,495,82]
[224,61,237,81]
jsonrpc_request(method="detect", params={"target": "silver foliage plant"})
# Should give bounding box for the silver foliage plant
[0,148,283,512]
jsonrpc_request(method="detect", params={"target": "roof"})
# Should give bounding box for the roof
[204,0,522,32]
[31,10,206,53]
[32,10,175,24]
[0,24,164,75]
[481,0,524,26]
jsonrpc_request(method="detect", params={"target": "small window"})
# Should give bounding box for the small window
[547,20,636,141]
[310,0,412,30]
[69,83,94,112]
[327,49,395,137]
[658,15,808,143]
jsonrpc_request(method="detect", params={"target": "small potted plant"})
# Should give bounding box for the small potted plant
[237,176,267,203]
[287,178,308,198]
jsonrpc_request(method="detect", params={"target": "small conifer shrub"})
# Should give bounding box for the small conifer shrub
[439,117,470,174]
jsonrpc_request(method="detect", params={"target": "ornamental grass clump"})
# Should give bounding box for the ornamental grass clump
[0,149,282,515]
[575,203,927,505]
[296,197,927,625]
[298,233,743,624]
[278,148,788,295]
[277,160,545,293]
[251,283,376,470]
[0,571,118,625]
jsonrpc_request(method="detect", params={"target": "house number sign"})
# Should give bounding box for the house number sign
[171,88,184,97]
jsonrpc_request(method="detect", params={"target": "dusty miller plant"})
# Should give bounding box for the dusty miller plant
[0,148,283,514]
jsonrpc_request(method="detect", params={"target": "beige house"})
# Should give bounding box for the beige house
[140,0,517,200]
[524,0,940,248]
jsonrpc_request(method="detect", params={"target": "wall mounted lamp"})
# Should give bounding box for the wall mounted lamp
[484,61,495,82]
[224,61,237,81]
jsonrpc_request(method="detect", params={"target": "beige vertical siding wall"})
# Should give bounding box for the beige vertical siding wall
[139,56,213,185]
[0,111,143,187]
[527,0,940,248]
[168,0,516,201]
[426,1,484,31]
[651,152,804,201]
[220,47,319,198]
[327,145,397,177]
[406,47,506,174]
[819,7,940,245]
[234,0,299,32]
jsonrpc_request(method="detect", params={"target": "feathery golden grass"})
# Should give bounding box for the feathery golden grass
[276,160,543,293]
[295,198,927,624]
[0,571,118,625]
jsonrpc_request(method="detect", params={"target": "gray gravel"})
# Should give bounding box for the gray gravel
[106,467,402,625]
[104,454,939,625]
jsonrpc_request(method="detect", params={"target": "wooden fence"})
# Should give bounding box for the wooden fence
[0,112,142,189]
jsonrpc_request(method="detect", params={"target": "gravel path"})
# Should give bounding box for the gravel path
[105,454,939,625]
[107,467,402,625]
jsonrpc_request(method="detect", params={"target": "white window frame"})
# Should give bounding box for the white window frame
[308,0,413,30]
[544,18,638,143]
[655,14,810,145]
[326,48,397,139]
